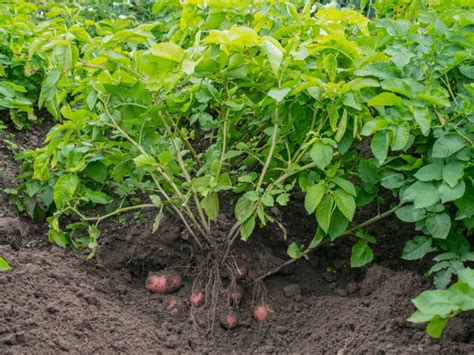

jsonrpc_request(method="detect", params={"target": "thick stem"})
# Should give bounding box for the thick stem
[219,223,241,266]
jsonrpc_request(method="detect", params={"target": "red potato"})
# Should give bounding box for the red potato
[170,273,183,290]
[234,265,248,280]
[145,271,183,294]
[253,305,275,322]
[228,285,244,305]
[219,312,239,329]
[189,291,205,308]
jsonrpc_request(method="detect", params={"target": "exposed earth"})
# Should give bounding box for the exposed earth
[1,123,474,354]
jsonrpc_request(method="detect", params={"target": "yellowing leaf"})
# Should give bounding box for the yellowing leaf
[53,174,79,209]
[262,38,283,76]
[203,26,261,53]
[367,92,403,106]
[149,42,185,62]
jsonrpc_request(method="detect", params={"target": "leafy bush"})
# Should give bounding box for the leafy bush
[1,0,473,336]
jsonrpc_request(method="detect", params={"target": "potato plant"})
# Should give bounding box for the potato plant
[1,0,473,336]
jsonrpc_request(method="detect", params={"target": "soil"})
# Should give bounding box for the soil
[1,123,474,354]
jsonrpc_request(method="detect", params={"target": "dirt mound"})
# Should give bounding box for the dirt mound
[2,237,474,354]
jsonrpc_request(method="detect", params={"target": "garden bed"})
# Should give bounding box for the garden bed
[1,127,473,354]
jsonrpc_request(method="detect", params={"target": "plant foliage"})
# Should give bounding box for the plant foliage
[0,0,473,337]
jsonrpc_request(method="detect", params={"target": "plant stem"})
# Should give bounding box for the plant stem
[216,109,229,180]
[159,112,210,235]
[256,105,280,191]
[75,204,157,223]
[293,108,318,162]
[220,223,241,265]
[256,202,405,280]
[342,202,405,235]
[170,117,201,166]
[104,98,208,245]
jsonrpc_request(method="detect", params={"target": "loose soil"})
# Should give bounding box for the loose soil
[1,123,474,354]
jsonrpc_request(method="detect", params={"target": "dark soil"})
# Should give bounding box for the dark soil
[1,124,474,354]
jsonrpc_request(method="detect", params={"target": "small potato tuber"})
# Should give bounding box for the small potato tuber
[253,305,275,322]
[228,285,244,305]
[219,312,239,329]
[189,291,205,308]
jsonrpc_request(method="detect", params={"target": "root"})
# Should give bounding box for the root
[188,252,246,335]
[189,260,224,334]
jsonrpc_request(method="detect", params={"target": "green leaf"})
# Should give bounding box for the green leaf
[414,163,443,182]
[427,316,449,339]
[426,213,451,239]
[458,269,474,289]
[243,191,259,202]
[85,190,112,204]
[240,216,256,241]
[402,236,432,260]
[434,269,453,290]
[261,193,274,207]
[331,177,356,196]
[432,135,465,158]
[380,78,414,98]
[395,205,426,223]
[333,188,356,221]
[202,193,219,220]
[370,131,388,164]
[276,193,289,206]
[442,162,464,188]
[54,174,79,209]
[38,70,60,108]
[391,125,410,151]
[367,92,403,106]
[133,154,156,167]
[439,181,465,203]
[358,160,379,185]
[84,161,108,184]
[287,242,305,260]
[0,256,11,272]
[149,42,185,62]
[268,88,291,102]
[316,196,334,234]
[402,181,439,209]
[381,172,404,189]
[48,229,70,248]
[33,153,50,182]
[304,181,326,214]
[412,290,459,316]
[328,209,349,240]
[418,86,450,107]
[262,39,282,76]
[412,108,432,136]
[351,241,373,267]
[310,141,333,170]
[408,310,434,323]
[235,196,256,222]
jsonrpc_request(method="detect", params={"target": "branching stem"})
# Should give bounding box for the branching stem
[256,202,405,280]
